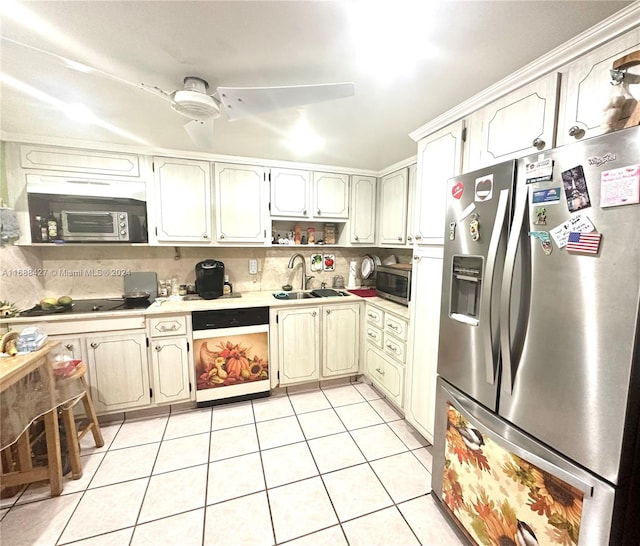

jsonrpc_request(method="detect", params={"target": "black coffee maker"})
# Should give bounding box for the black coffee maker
[195,260,225,299]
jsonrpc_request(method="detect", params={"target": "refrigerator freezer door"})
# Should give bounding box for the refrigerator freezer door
[499,126,640,485]
[438,160,516,410]
[432,379,619,546]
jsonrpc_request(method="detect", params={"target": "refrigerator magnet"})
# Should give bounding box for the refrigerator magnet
[469,213,480,241]
[600,164,640,208]
[475,174,493,202]
[533,207,547,225]
[525,158,554,183]
[549,213,595,248]
[531,187,561,205]
[529,231,552,255]
[561,166,592,212]
[451,180,464,200]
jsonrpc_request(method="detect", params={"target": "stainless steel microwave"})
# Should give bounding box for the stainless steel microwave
[375,264,412,306]
[61,210,130,241]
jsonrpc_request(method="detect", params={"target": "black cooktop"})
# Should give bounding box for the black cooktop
[20,298,152,317]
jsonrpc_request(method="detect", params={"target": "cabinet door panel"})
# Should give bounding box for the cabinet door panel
[466,72,560,171]
[322,303,359,377]
[313,172,349,219]
[86,332,150,413]
[378,169,408,245]
[270,168,310,218]
[154,157,211,242]
[365,345,403,406]
[215,163,266,242]
[557,30,640,145]
[414,121,464,245]
[278,307,320,384]
[350,175,376,244]
[151,338,190,404]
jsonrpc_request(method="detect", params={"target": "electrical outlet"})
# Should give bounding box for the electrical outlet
[249,258,258,275]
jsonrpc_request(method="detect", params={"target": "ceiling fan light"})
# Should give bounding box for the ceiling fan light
[171,90,221,120]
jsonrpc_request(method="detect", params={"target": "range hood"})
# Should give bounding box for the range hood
[26,174,146,201]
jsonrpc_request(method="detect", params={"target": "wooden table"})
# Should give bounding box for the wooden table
[0,341,82,497]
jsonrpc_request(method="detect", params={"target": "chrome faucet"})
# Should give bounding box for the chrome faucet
[288,253,314,290]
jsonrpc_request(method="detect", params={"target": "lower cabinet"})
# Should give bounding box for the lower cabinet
[86,331,151,414]
[363,302,408,408]
[274,302,360,386]
[149,337,191,405]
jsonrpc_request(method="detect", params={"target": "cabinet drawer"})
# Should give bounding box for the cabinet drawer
[365,306,384,328]
[384,315,408,341]
[148,316,187,337]
[364,325,383,349]
[383,336,406,364]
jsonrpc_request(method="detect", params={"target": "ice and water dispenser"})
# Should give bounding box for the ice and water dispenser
[449,255,483,326]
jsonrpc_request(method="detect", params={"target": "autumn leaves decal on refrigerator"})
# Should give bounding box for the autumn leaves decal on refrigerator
[442,403,585,546]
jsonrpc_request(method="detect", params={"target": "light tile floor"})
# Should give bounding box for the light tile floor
[0,382,465,545]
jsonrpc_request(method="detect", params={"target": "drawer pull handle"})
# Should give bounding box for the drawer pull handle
[386,342,399,353]
[367,312,378,319]
[387,322,399,330]
[159,324,178,331]
[367,331,378,338]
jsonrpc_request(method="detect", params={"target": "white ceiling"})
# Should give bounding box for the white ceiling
[0,1,633,171]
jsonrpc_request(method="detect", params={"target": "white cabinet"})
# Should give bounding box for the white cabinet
[405,164,416,247]
[153,157,212,243]
[413,121,465,245]
[364,302,408,408]
[404,247,444,443]
[349,175,377,244]
[86,331,150,414]
[214,163,268,243]
[312,172,349,220]
[148,315,192,405]
[274,302,360,386]
[465,72,560,171]
[270,168,312,218]
[276,306,321,384]
[378,168,408,246]
[321,303,360,377]
[270,168,349,221]
[556,29,640,145]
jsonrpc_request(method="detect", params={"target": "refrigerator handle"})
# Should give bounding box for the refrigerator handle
[481,188,510,385]
[443,383,595,498]
[500,184,529,395]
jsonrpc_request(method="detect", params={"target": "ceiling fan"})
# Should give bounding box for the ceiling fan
[2,37,355,147]
[139,76,355,147]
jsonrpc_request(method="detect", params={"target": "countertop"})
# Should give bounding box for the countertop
[1,290,410,324]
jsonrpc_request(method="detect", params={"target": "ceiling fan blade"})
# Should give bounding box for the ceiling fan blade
[217,82,355,121]
[184,118,215,148]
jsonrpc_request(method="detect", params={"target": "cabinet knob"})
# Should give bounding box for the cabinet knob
[219,234,225,239]
[90,342,98,349]
[532,138,545,150]
[317,209,321,215]
[311,311,317,317]
[203,234,209,239]
[415,234,422,240]
[155,345,162,352]
[65,344,74,351]
[413,255,420,261]
[303,209,307,215]
[326,309,331,315]
[397,236,402,241]
[568,126,584,139]
[354,235,359,241]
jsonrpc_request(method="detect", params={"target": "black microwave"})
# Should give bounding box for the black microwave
[375,264,412,306]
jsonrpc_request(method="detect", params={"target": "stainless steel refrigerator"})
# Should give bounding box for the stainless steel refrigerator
[432,125,640,546]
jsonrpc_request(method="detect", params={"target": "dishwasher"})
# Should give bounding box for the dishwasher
[192,307,270,406]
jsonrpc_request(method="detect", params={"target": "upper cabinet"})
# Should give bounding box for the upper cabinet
[270,167,349,221]
[349,175,376,244]
[405,164,416,247]
[213,163,268,244]
[556,29,640,146]
[413,121,465,246]
[377,168,408,246]
[465,71,560,172]
[153,157,212,243]
[270,168,311,218]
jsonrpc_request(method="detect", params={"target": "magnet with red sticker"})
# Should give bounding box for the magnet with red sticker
[451,181,464,200]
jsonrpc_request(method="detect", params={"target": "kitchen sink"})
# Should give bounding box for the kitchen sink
[272,289,349,300]
[273,291,317,300]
